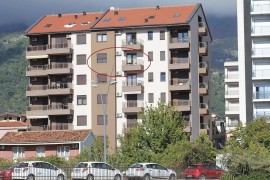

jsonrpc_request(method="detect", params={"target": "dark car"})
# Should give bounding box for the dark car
[0,165,17,180]
[184,164,225,179]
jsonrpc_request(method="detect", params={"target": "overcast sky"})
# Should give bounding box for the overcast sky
[0,0,236,26]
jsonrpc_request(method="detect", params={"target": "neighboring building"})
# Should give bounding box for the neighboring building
[25,4,212,152]
[212,113,226,149]
[0,130,94,161]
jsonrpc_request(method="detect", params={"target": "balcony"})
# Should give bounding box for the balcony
[199,62,208,75]
[199,42,208,55]
[251,4,270,14]
[26,65,48,76]
[199,103,209,115]
[26,43,73,59]
[169,58,190,70]
[30,124,73,131]
[172,99,191,111]
[199,123,209,135]
[253,91,270,101]
[252,48,270,58]
[122,59,144,72]
[121,39,144,51]
[252,26,270,36]
[168,38,190,49]
[199,22,207,36]
[199,83,208,95]
[227,120,240,127]
[169,79,190,91]
[253,69,270,79]
[122,80,144,94]
[255,111,270,119]
[27,104,74,116]
[225,105,240,115]
[225,73,239,82]
[122,100,144,113]
[26,83,73,97]
[225,89,239,99]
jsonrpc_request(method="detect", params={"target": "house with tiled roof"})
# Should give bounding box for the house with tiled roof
[0,130,94,161]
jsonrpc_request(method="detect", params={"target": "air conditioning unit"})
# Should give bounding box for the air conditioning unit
[72,143,79,149]
[116,71,122,76]
[116,92,122,97]
[66,34,71,39]
[31,37,37,42]
[32,77,37,81]
[116,113,122,118]
[67,115,72,120]
[116,51,122,56]
[116,134,122,139]
[115,31,122,35]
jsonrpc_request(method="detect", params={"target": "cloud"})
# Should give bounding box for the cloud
[0,0,236,26]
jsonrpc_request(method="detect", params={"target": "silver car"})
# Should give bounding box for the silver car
[71,161,122,180]
[12,161,66,180]
[125,163,176,180]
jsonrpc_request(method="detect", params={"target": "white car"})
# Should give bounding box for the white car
[12,161,66,180]
[125,163,176,180]
[71,161,122,180]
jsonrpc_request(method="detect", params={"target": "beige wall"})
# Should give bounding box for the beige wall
[91,31,116,153]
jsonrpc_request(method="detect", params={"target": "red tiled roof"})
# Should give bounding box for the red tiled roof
[93,5,197,28]
[0,121,29,127]
[0,130,91,143]
[27,12,102,34]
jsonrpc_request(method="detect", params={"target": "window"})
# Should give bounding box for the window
[148,93,154,103]
[104,18,111,22]
[97,53,107,63]
[97,94,107,104]
[160,30,165,40]
[148,31,153,40]
[77,116,87,126]
[77,95,87,105]
[148,72,153,82]
[160,51,165,61]
[97,34,107,42]
[97,115,108,125]
[57,146,70,160]
[160,72,166,82]
[118,17,126,21]
[36,146,45,157]
[77,54,86,65]
[148,51,153,61]
[77,34,86,44]
[12,147,25,160]
[77,75,86,85]
[160,92,166,102]
[97,74,107,83]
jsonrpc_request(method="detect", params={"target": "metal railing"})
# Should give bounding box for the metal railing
[122,100,144,108]
[170,78,189,86]
[122,80,144,86]
[170,58,189,64]
[252,48,270,56]
[254,91,270,99]
[27,83,72,91]
[253,69,270,78]
[50,63,72,69]
[251,4,270,13]
[226,73,239,79]
[172,99,190,106]
[30,124,71,131]
[256,111,270,118]
[225,105,240,111]
[122,38,144,46]
[28,104,73,111]
[225,89,239,95]
[252,26,270,34]
[122,59,144,66]
[27,43,71,52]
[170,37,189,43]
[27,65,48,71]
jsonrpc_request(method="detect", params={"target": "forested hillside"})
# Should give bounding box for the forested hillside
[0,32,28,113]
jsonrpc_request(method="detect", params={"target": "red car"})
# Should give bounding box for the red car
[0,165,17,180]
[184,164,226,179]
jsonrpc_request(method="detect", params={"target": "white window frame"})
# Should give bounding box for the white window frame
[57,146,70,160]
[36,146,45,157]
[97,34,107,42]
[13,147,25,160]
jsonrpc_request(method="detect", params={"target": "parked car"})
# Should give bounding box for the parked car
[125,163,176,180]
[184,164,226,179]
[0,164,18,180]
[71,161,122,180]
[11,161,66,180]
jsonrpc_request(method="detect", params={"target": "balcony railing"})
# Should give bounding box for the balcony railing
[27,65,48,71]
[251,4,270,13]
[252,26,270,35]
[122,100,144,108]
[50,63,72,69]
[30,124,71,131]
[170,58,189,64]
[170,37,189,43]
[227,120,240,127]
[172,100,190,106]
[27,43,71,52]
[122,59,144,66]
[122,38,144,46]
[254,91,270,99]
[225,89,239,95]
[253,69,270,78]
[122,80,143,86]
[27,83,72,91]
[252,48,270,56]
[28,104,72,111]
[225,106,240,111]
[226,73,239,79]
[171,78,189,86]
[256,111,270,118]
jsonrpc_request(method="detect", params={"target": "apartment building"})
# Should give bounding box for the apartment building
[225,0,270,132]
[25,4,212,152]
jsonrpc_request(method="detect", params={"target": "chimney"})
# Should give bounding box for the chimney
[95,17,99,20]
[144,18,148,23]
[114,11,118,15]
[156,6,160,10]
[83,12,86,15]
[58,14,62,18]
[74,15,78,19]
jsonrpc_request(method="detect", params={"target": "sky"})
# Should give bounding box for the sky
[0,0,236,26]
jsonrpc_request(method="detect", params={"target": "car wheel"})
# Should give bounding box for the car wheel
[169,174,176,180]
[86,174,94,180]
[57,174,64,180]
[143,174,150,180]
[199,175,206,180]
[114,174,122,180]
[27,174,35,180]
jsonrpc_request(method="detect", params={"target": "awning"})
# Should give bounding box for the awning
[26,55,48,59]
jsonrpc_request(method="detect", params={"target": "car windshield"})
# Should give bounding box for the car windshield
[187,165,198,169]
[75,163,88,168]
[130,164,143,168]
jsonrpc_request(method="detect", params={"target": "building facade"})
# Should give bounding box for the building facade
[25,4,212,152]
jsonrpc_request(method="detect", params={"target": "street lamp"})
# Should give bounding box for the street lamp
[91,79,117,163]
